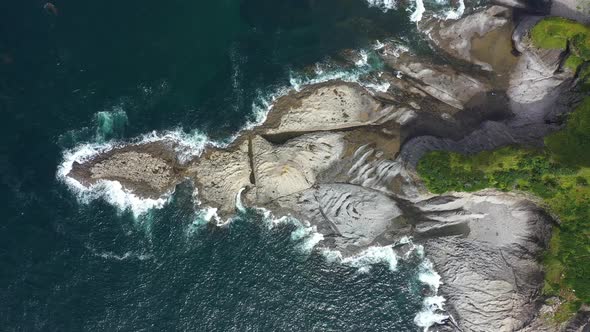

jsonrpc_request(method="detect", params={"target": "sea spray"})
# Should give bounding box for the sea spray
[414,256,449,331]
[342,246,399,272]
[364,0,466,22]
[259,210,325,254]
[444,0,465,20]
[364,0,397,11]
[86,245,154,261]
[288,48,385,92]
[409,0,426,22]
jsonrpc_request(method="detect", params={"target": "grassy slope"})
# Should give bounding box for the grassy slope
[417,98,590,321]
[531,17,590,72]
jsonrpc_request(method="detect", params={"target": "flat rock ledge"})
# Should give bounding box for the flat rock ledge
[64,6,588,332]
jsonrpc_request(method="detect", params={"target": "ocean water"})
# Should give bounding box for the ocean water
[0,0,464,330]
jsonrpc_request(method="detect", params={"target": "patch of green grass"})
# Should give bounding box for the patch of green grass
[531,17,590,73]
[545,97,590,166]
[579,64,590,91]
[565,55,584,70]
[531,17,590,51]
[417,98,590,322]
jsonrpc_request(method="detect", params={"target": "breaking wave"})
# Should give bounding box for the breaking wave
[365,0,397,12]
[414,258,448,331]
[94,108,128,142]
[364,0,466,22]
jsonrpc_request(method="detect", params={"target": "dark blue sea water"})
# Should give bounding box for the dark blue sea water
[0,0,455,330]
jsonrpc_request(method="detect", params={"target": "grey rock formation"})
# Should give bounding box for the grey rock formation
[269,183,405,254]
[251,132,345,204]
[424,6,512,71]
[384,53,490,110]
[551,0,590,24]
[68,140,185,198]
[62,7,588,331]
[417,191,553,331]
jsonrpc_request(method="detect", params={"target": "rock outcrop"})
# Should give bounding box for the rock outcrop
[62,5,588,332]
[418,191,553,331]
[68,140,186,198]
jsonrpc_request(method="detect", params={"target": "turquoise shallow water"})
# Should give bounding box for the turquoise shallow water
[0,0,448,330]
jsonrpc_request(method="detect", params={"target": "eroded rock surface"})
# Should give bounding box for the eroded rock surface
[260,82,387,135]
[417,191,552,332]
[384,53,490,110]
[63,6,588,331]
[187,139,252,216]
[425,6,512,71]
[251,132,345,204]
[68,140,185,198]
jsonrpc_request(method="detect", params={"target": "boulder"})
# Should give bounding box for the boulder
[383,53,490,110]
[424,6,513,71]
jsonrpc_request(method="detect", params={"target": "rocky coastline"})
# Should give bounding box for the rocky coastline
[63,3,589,331]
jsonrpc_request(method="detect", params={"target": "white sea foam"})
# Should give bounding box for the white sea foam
[414,295,448,330]
[138,128,213,164]
[323,245,399,272]
[365,0,397,11]
[363,80,391,93]
[235,188,247,213]
[355,50,370,67]
[444,0,465,20]
[409,0,426,22]
[255,208,325,253]
[94,108,128,142]
[240,85,292,136]
[414,258,448,331]
[373,40,386,50]
[87,246,153,261]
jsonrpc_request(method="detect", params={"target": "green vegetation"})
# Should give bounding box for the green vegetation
[546,97,590,165]
[531,17,590,88]
[417,98,590,322]
[531,17,590,57]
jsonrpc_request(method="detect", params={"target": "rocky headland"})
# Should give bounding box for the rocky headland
[63,4,590,332]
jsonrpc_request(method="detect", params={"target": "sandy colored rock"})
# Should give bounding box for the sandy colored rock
[188,140,252,216]
[251,132,346,204]
[260,82,393,135]
[90,151,173,191]
[67,140,184,198]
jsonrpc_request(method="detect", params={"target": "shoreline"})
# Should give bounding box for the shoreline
[58,4,590,331]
